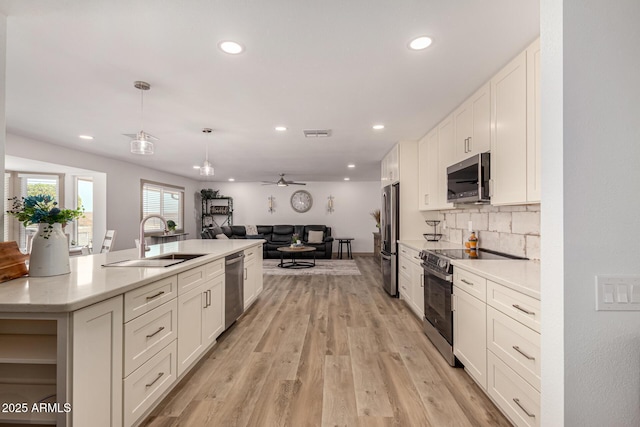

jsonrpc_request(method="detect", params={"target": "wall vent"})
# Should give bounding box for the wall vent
[303,129,332,138]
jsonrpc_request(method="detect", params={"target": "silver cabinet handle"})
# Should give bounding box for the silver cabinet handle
[513,398,535,418]
[244,267,248,281]
[489,179,494,197]
[146,291,165,301]
[460,279,473,286]
[513,346,535,360]
[413,256,421,260]
[146,326,165,339]
[145,372,164,388]
[401,265,407,270]
[207,289,211,307]
[468,136,472,152]
[512,304,535,315]
[420,274,424,287]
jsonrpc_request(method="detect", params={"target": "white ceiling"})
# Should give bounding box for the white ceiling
[0,0,539,183]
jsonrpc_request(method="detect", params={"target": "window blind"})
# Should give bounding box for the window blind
[141,181,184,233]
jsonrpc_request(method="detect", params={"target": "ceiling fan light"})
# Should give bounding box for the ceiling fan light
[200,160,215,176]
[130,135,154,155]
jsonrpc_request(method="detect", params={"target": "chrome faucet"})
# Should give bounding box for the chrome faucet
[139,215,168,258]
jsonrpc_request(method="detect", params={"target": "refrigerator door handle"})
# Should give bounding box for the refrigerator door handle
[380,252,391,261]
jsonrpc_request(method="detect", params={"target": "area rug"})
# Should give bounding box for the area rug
[262,259,361,276]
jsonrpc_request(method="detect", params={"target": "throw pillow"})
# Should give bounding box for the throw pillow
[215,233,229,240]
[307,230,324,244]
[245,225,258,235]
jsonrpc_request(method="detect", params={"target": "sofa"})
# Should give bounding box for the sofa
[201,225,333,259]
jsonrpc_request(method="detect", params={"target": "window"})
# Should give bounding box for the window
[141,180,184,234]
[75,177,93,247]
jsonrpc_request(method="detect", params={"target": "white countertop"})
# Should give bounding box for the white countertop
[451,259,540,300]
[0,239,263,313]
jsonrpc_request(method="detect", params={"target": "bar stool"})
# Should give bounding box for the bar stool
[336,238,354,259]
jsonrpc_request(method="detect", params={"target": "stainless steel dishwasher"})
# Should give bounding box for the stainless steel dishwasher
[224,251,245,330]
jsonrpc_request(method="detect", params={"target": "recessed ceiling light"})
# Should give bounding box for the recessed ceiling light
[344,177,350,181]
[228,178,235,182]
[348,164,355,168]
[275,126,287,132]
[79,135,94,140]
[373,124,385,130]
[218,40,244,54]
[408,36,433,50]
[193,165,200,169]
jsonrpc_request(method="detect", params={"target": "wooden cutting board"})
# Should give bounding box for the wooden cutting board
[0,241,28,283]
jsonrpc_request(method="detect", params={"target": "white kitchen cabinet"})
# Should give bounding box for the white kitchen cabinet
[418,128,439,210]
[437,115,456,208]
[72,296,123,427]
[454,82,491,161]
[490,38,540,205]
[177,259,226,377]
[398,244,424,319]
[381,144,399,186]
[526,38,541,203]
[243,246,263,309]
[453,285,487,390]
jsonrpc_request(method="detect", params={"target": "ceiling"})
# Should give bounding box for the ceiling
[0,0,539,183]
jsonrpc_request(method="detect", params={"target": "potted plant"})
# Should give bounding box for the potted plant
[166,220,177,234]
[370,209,381,229]
[7,195,84,277]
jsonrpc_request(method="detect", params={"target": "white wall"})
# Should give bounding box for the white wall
[6,133,201,251]
[206,181,381,253]
[543,1,640,425]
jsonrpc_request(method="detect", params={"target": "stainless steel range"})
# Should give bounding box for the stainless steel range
[419,248,526,366]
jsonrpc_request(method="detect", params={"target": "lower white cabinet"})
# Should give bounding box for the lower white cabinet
[487,351,540,427]
[453,285,487,390]
[398,244,424,319]
[124,341,178,427]
[243,246,263,309]
[202,274,225,344]
[72,296,123,427]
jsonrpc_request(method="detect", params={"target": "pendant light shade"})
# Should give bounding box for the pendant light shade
[200,128,215,176]
[130,81,155,155]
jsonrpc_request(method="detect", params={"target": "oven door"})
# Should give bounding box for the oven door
[423,267,453,345]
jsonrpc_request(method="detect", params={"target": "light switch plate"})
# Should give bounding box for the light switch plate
[596,275,640,311]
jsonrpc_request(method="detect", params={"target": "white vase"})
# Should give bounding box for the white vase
[29,223,71,277]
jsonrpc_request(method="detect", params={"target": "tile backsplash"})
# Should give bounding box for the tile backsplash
[436,204,540,260]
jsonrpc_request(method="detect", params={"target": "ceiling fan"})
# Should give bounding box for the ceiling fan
[261,173,306,186]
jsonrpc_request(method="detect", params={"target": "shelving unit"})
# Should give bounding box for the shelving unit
[201,196,233,230]
[0,316,69,426]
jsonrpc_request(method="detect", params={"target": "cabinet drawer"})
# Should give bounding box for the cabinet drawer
[398,270,411,299]
[487,351,540,427]
[487,307,540,391]
[124,340,177,427]
[487,280,541,333]
[244,247,258,262]
[124,275,177,322]
[398,255,415,277]
[124,299,178,377]
[398,245,420,262]
[453,268,487,302]
[205,258,225,280]
[178,265,206,294]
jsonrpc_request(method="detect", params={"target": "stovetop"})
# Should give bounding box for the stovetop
[419,248,527,275]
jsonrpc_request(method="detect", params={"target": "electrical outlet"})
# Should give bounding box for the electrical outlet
[595,275,640,311]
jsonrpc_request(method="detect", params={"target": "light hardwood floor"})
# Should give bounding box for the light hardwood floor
[142,256,511,427]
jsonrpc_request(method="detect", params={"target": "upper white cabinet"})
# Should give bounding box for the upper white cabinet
[491,39,541,205]
[381,144,399,186]
[418,115,455,211]
[437,116,456,208]
[454,82,491,161]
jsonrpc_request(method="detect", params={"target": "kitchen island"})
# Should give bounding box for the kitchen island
[0,239,264,427]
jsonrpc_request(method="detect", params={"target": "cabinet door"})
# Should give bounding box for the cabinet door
[411,262,425,319]
[453,286,487,390]
[203,275,225,343]
[418,128,439,210]
[491,51,528,205]
[244,258,256,308]
[526,38,541,203]
[177,284,205,376]
[253,247,264,296]
[438,115,455,209]
[72,296,123,427]
[470,82,491,155]
[454,99,473,161]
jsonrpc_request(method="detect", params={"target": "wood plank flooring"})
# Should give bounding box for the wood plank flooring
[142,256,511,427]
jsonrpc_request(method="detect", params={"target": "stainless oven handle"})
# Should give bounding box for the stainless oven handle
[380,252,391,261]
[421,265,452,282]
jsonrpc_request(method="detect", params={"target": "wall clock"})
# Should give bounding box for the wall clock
[290,190,313,213]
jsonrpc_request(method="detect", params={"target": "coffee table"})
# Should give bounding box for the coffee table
[277,246,317,268]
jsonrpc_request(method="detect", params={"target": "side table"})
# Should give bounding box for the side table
[336,238,354,259]
[373,232,381,262]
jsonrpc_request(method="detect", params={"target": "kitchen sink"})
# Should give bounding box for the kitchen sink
[102,253,207,268]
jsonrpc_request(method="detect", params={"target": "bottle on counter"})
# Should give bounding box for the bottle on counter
[468,232,478,249]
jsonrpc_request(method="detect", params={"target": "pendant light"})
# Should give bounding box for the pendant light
[200,128,214,176]
[130,81,156,155]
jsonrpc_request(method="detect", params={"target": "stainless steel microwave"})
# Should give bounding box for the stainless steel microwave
[447,152,490,204]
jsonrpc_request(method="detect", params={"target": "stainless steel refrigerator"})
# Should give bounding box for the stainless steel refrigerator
[381,182,399,297]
